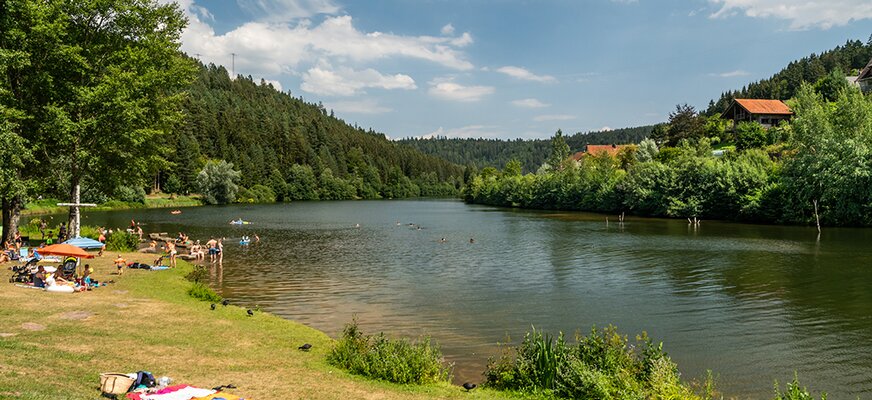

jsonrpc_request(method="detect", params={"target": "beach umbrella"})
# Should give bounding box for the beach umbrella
[63,236,105,250]
[38,243,95,259]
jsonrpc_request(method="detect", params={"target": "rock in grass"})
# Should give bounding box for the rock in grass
[298,343,312,351]
[21,322,45,331]
[462,383,476,391]
[246,309,254,317]
[210,303,216,310]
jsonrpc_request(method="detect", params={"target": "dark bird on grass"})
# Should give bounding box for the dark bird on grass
[222,299,230,306]
[247,309,254,317]
[298,343,312,351]
[462,383,477,392]
[210,303,216,310]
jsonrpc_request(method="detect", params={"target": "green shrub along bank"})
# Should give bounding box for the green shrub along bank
[187,282,224,303]
[484,326,711,399]
[105,231,140,252]
[327,320,452,385]
[773,375,827,400]
[466,85,872,227]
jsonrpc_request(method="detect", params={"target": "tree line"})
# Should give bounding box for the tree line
[466,84,872,227]
[398,125,655,174]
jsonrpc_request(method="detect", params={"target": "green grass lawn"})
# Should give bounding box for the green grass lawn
[0,254,521,399]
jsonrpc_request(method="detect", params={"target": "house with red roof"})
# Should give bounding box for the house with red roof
[570,144,629,161]
[721,98,793,129]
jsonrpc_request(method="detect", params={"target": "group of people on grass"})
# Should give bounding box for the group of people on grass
[32,262,101,291]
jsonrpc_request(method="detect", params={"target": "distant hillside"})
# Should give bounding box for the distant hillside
[162,63,464,200]
[705,39,872,115]
[398,125,656,173]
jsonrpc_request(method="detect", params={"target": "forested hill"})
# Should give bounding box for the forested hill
[398,125,655,173]
[705,39,872,115]
[162,64,464,200]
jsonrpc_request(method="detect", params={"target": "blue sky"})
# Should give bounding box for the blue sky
[170,0,872,139]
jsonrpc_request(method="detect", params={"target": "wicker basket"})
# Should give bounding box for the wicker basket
[100,373,135,395]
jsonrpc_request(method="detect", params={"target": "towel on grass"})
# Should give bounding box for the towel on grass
[127,385,214,400]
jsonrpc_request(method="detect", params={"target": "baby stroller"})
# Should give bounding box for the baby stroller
[58,257,79,280]
[8,258,41,283]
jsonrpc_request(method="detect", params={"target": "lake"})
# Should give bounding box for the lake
[68,200,872,398]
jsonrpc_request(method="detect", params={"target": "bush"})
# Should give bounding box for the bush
[105,231,139,251]
[736,121,769,151]
[327,319,452,384]
[773,374,826,400]
[187,282,223,303]
[484,326,705,399]
[196,160,241,204]
[237,184,276,203]
[115,185,146,204]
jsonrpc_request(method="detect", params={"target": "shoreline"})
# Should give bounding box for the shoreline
[0,253,511,399]
[20,194,204,217]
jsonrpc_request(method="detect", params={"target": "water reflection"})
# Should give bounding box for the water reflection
[75,201,872,399]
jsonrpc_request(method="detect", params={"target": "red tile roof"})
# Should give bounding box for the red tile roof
[570,144,629,160]
[734,99,793,115]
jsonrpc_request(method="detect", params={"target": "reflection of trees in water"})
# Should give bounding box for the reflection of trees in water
[613,220,872,341]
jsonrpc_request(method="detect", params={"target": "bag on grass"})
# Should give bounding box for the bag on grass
[100,373,135,395]
[132,370,156,389]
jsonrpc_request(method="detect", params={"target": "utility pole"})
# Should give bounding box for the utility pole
[231,53,236,78]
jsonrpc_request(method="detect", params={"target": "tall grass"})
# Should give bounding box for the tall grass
[187,282,223,303]
[485,325,714,399]
[773,374,827,400]
[327,319,452,385]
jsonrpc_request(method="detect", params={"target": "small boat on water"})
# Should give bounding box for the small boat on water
[229,219,251,225]
[170,210,182,215]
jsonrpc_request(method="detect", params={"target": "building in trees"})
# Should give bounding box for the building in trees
[569,144,630,160]
[721,99,793,130]
[856,58,872,93]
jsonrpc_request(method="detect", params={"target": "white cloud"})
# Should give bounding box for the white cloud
[598,126,613,131]
[709,0,872,30]
[419,125,504,139]
[301,64,416,96]
[428,79,494,102]
[441,23,455,35]
[236,0,340,22]
[328,99,392,114]
[261,79,283,91]
[173,5,476,84]
[534,114,576,122]
[512,98,550,108]
[497,66,557,83]
[708,70,751,78]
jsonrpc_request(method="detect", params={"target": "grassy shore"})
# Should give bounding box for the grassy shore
[0,253,519,399]
[22,194,203,216]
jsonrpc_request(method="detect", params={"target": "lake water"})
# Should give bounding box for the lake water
[70,200,872,398]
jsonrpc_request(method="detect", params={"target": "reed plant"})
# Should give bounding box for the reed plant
[327,319,452,385]
[187,282,223,303]
[773,374,827,400]
[484,325,712,399]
